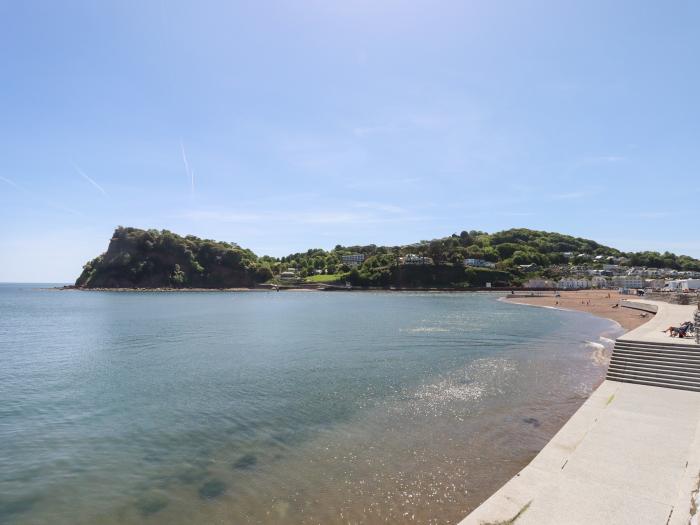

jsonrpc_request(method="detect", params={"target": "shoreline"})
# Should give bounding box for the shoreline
[500,296,624,365]
[498,296,625,333]
[59,285,550,293]
[460,298,700,525]
[503,289,654,331]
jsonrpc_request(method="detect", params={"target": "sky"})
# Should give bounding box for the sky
[1,1,699,282]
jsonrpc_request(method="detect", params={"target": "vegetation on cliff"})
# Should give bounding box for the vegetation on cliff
[76,226,700,289]
[76,227,272,288]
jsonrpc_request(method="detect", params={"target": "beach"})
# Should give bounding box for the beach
[505,289,653,331]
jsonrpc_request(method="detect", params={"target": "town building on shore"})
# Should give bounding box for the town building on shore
[591,276,608,288]
[645,278,667,290]
[664,278,700,291]
[611,275,644,289]
[558,278,591,289]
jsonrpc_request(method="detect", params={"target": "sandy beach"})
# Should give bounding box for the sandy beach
[505,289,653,331]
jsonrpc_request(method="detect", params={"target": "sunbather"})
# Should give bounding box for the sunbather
[662,321,692,338]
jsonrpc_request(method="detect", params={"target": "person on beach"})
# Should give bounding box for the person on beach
[662,322,692,338]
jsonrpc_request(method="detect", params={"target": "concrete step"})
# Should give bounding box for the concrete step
[613,346,700,357]
[606,370,700,388]
[609,358,700,376]
[614,344,700,355]
[614,341,700,353]
[616,339,700,350]
[606,374,700,392]
[607,364,700,382]
[611,350,700,362]
[609,356,700,372]
[608,336,700,392]
[611,352,700,367]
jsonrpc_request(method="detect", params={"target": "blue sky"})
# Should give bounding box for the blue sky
[1,1,699,282]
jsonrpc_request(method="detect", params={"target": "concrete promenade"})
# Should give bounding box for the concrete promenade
[618,298,698,346]
[459,299,700,525]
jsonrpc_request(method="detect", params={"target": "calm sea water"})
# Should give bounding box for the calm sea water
[0,284,622,525]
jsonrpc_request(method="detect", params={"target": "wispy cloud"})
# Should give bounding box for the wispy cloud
[72,162,108,196]
[180,141,195,195]
[548,191,589,201]
[582,155,626,164]
[634,211,674,219]
[184,211,262,223]
[345,176,423,191]
[0,175,83,216]
[280,135,367,173]
[0,175,21,190]
[352,201,405,213]
[497,211,536,217]
[352,113,450,137]
[183,205,424,226]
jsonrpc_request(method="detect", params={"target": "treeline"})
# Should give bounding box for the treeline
[75,226,700,289]
[626,251,700,271]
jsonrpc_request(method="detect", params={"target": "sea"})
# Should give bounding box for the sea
[0,284,623,524]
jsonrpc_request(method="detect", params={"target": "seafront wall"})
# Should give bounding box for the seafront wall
[621,301,658,314]
[459,299,700,525]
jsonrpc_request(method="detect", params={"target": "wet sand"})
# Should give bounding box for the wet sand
[505,290,653,331]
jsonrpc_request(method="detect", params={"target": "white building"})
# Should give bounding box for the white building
[591,276,608,288]
[558,278,591,289]
[341,253,365,267]
[664,279,700,292]
[644,278,665,290]
[464,258,496,268]
[280,268,298,281]
[611,275,644,289]
[401,254,434,265]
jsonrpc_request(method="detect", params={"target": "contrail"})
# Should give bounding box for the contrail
[72,162,108,196]
[1,174,83,216]
[0,175,21,190]
[180,141,194,195]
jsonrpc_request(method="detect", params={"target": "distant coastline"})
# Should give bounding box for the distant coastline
[62,284,545,293]
[72,226,700,292]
